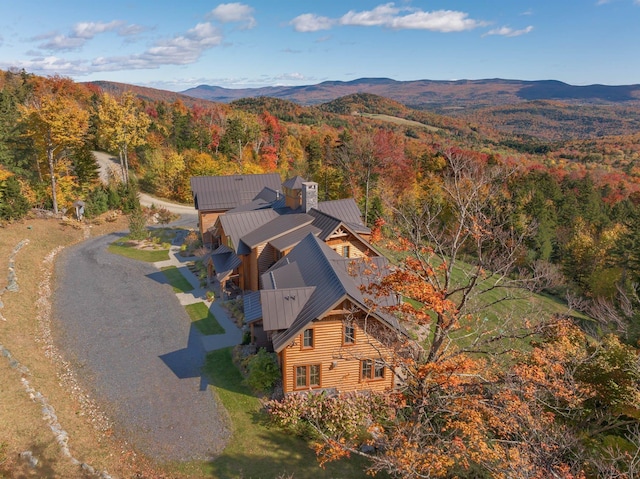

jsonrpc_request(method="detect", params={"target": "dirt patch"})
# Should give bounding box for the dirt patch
[0,213,185,478]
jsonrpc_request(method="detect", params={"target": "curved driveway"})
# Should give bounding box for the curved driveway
[53,233,230,461]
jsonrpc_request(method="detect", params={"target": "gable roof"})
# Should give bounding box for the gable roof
[260,287,316,331]
[282,175,306,190]
[208,244,242,282]
[218,209,280,250]
[316,198,368,231]
[261,233,402,352]
[239,213,315,251]
[191,174,282,211]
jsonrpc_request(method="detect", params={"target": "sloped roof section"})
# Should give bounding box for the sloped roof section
[240,213,315,250]
[269,224,321,252]
[282,175,306,190]
[316,198,367,229]
[218,209,279,250]
[265,234,401,352]
[191,174,282,211]
[261,287,316,331]
[243,291,263,324]
[261,260,305,290]
[209,244,242,282]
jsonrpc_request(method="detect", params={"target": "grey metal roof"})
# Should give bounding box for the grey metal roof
[308,209,342,240]
[316,198,367,228]
[191,174,282,211]
[243,291,263,323]
[209,244,242,282]
[239,213,315,250]
[264,233,403,352]
[260,260,305,290]
[268,224,322,252]
[218,209,279,250]
[282,175,306,190]
[261,287,316,331]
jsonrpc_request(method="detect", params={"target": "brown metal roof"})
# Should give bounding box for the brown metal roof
[281,175,306,190]
[191,174,282,211]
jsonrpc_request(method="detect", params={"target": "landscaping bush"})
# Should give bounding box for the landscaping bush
[245,348,280,393]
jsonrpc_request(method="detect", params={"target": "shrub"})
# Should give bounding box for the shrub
[245,348,280,393]
[128,207,148,240]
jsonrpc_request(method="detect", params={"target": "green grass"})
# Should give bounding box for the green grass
[185,302,224,335]
[108,241,169,262]
[160,266,194,293]
[195,348,377,479]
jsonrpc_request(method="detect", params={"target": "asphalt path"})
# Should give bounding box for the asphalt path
[53,233,231,461]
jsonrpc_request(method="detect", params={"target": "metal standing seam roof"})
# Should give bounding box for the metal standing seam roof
[281,175,306,190]
[218,209,280,250]
[209,244,242,282]
[262,233,402,352]
[260,260,305,290]
[190,174,282,211]
[243,291,263,323]
[268,224,322,252]
[316,198,369,229]
[260,287,317,331]
[239,213,315,250]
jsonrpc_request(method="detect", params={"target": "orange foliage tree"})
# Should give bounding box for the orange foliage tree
[19,76,89,214]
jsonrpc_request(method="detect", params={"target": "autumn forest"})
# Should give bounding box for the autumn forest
[1,68,640,478]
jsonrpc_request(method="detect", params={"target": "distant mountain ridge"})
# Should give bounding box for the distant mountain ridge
[180,78,640,111]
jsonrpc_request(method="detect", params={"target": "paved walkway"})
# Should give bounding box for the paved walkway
[153,231,243,352]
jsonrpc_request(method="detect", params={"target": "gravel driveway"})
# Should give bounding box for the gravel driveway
[53,233,230,461]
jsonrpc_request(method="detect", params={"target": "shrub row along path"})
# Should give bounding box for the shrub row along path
[53,228,236,461]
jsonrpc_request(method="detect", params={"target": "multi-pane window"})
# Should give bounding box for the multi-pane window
[295,364,321,389]
[344,323,355,344]
[342,245,350,258]
[302,329,314,348]
[361,359,385,380]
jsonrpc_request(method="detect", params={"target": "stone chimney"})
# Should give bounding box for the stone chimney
[302,181,318,213]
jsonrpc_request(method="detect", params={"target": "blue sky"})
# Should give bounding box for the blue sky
[0,1,638,91]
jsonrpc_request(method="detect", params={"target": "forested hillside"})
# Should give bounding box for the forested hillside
[2,69,640,477]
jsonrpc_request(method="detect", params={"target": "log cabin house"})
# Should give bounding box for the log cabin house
[192,174,406,393]
[244,233,406,394]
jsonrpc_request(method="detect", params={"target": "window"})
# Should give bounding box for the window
[295,364,321,389]
[344,323,355,345]
[302,329,314,348]
[361,359,385,381]
[342,245,350,258]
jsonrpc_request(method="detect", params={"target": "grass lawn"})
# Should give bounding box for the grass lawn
[108,241,169,262]
[196,348,377,479]
[161,266,194,293]
[185,302,224,335]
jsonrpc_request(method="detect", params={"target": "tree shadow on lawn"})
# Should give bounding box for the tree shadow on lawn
[159,323,211,392]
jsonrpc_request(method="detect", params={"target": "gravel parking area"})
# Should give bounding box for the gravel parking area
[53,233,230,462]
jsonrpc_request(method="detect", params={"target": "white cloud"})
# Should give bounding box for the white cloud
[209,3,256,29]
[292,3,485,33]
[0,56,88,76]
[73,21,124,39]
[340,3,400,27]
[290,13,335,32]
[92,22,223,71]
[34,20,144,52]
[484,25,534,37]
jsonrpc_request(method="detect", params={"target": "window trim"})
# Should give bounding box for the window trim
[293,364,322,390]
[343,322,356,346]
[301,328,314,350]
[361,358,386,382]
[342,245,350,258]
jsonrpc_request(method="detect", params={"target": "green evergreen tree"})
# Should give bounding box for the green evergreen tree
[0,175,30,220]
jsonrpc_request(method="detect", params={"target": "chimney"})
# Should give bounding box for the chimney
[302,181,318,213]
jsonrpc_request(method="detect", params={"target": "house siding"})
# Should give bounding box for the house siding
[280,315,394,394]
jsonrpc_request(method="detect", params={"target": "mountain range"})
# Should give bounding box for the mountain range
[180,78,640,112]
